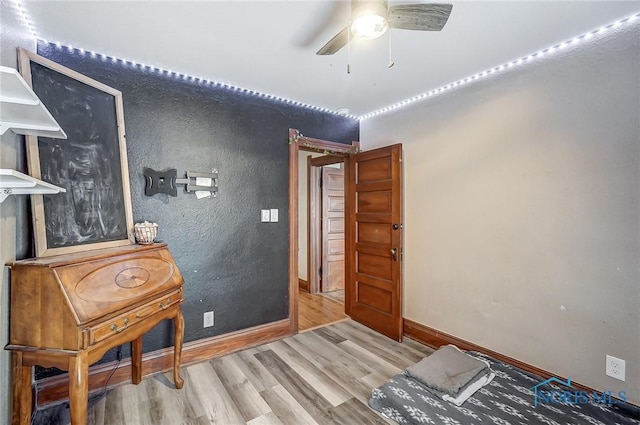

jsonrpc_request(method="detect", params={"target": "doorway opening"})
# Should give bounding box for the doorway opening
[289,129,405,341]
[287,129,359,334]
[299,153,348,331]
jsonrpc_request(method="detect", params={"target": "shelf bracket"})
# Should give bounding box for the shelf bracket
[0,169,66,203]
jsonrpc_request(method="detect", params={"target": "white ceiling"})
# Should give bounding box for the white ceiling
[20,1,640,116]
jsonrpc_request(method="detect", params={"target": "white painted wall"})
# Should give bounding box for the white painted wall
[298,151,323,281]
[361,24,640,405]
[0,4,36,423]
[298,151,310,281]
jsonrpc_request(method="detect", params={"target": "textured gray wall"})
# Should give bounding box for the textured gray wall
[30,43,358,379]
[361,24,640,404]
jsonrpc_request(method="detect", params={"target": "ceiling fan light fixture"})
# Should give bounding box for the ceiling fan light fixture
[351,13,388,39]
[350,2,389,39]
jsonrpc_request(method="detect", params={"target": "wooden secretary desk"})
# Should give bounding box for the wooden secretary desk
[5,243,185,425]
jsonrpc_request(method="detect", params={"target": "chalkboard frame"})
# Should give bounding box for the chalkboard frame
[18,48,134,257]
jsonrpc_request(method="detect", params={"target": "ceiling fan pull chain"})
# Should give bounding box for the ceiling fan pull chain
[347,24,352,74]
[388,30,395,69]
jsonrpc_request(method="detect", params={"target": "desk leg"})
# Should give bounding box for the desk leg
[131,336,143,385]
[11,352,31,425]
[173,311,184,389]
[68,352,88,425]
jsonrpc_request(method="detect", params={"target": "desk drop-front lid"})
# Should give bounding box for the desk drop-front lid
[14,243,184,325]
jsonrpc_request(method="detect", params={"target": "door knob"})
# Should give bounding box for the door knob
[390,247,398,261]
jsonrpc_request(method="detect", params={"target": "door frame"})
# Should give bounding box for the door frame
[288,129,359,333]
[307,155,345,295]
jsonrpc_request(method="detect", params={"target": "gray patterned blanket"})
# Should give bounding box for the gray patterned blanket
[369,351,640,425]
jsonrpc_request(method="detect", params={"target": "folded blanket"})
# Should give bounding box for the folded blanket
[408,365,491,401]
[442,370,495,406]
[404,344,491,397]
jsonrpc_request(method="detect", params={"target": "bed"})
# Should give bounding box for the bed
[369,351,640,425]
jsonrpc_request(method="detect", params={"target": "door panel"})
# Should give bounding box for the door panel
[346,144,403,341]
[322,164,345,293]
[358,157,392,181]
[358,283,392,312]
[357,252,392,279]
[328,197,345,211]
[358,191,392,212]
[358,223,392,244]
[327,216,344,233]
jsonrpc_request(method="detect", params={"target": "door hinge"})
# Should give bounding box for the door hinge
[318,266,322,277]
[319,175,323,188]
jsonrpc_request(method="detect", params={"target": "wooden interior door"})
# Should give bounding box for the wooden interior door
[321,164,345,292]
[346,144,403,341]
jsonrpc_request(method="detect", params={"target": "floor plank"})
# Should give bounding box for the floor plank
[312,326,347,345]
[328,397,389,425]
[291,332,372,378]
[210,356,272,422]
[284,333,380,405]
[260,384,319,425]
[33,320,428,425]
[139,376,186,425]
[336,339,402,378]
[255,350,337,425]
[265,340,352,407]
[183,362,246,424]
[331,321,427,369]
[298,290,348,332]
[231,348,279,392]
[245,411,284,425]
[318,289,344,304]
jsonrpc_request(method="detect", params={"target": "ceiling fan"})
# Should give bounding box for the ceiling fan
[316,0,453,55]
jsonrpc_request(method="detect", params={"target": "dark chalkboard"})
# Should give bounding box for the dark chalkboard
[19,48,134,256]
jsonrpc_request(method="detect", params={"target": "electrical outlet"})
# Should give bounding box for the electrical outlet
[606,355,625,381]
[204,311,214,328]
[270,208,279,222]
[261,209,270,222]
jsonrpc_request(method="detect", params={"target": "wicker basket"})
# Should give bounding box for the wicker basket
[133,221,158,244]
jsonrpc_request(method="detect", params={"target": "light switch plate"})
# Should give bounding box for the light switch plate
[261,209,270,222]
[203,311,214,328]
[270,208,278,222]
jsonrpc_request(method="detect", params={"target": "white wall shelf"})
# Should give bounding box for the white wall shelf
[0,169,65,203]
[0,65,67,139]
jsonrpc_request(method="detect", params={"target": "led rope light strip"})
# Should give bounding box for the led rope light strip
[9,0,639,122]
[359,12,640,120]
[9,0,355,119]
[40,41,353,118]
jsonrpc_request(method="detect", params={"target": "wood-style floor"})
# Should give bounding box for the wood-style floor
[33,320,434,425]
[298,290,348,332]
[318,290,344,304]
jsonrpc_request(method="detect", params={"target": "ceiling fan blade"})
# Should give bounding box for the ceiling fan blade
[298,1,350,47]
[388,3,453,31]
[316,27,350,55]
